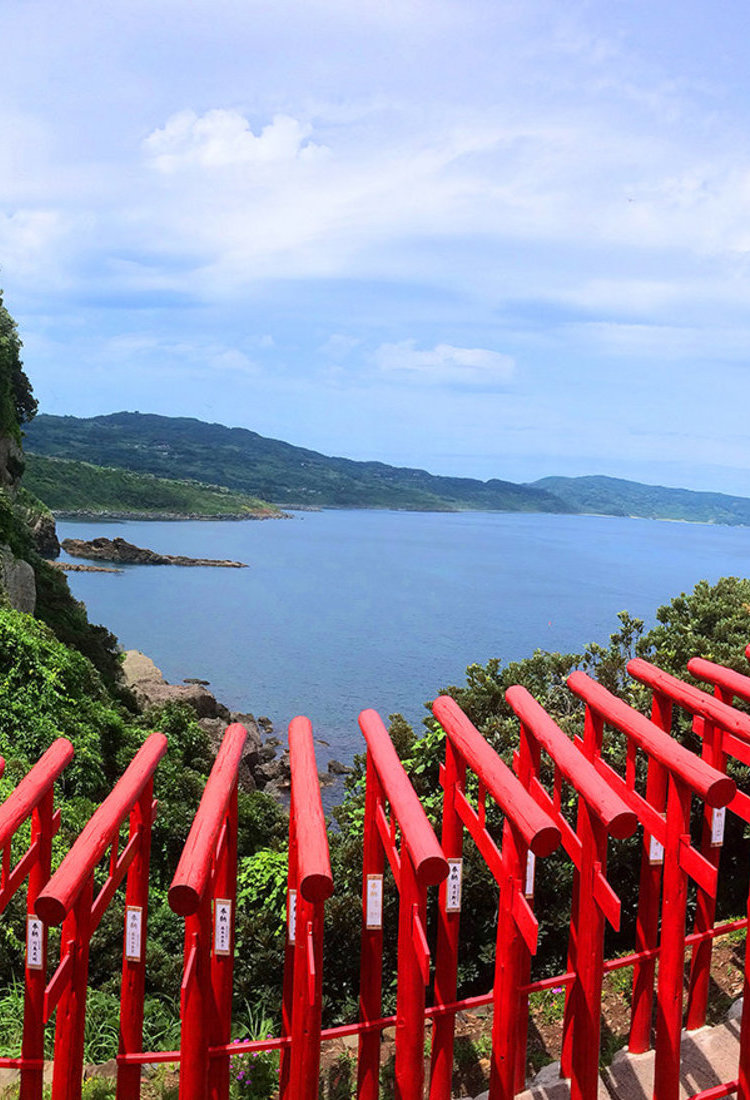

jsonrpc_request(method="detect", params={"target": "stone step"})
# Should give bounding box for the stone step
[471,1060,610,1100]
[603,1020,740,1100]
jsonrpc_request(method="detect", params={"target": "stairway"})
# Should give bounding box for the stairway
[468,999,743,1100]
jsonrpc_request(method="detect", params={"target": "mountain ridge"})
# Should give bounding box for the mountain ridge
[23,412,567,513]
[22,412,750,524]
[531,474,750,526]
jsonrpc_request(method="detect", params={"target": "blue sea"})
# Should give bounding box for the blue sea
[57,511,750,766]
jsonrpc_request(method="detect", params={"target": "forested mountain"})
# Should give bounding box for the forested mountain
[24,413,567,513]
[532,475,750,526]
[24,413,750,524]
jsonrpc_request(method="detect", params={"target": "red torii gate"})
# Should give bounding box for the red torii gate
[505,686,637,1100]
[357,708,448,1100]
[628,656,750,1034]
[0,740,71,1100]
[567,670,735,1100]
[36,733,166,1100]
[168,723,247,1100]
[280,715,333,1100]
[429,693,561,1100]
[4,648,750,1097]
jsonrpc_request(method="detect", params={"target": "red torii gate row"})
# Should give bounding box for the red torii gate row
[1,651,750,1098]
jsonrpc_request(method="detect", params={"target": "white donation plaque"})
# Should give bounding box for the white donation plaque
[365,874,383,930]
[214,899,232,956]
[445,859,463,913]
[711,806,726,847]
[649,834,665,865]
[288,889,297,945]
[125,906,143,963]
[525,851,536,899]
[26,917,44,971]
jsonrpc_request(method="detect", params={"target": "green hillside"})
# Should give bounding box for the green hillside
[24,453,282,517]
[532,475,750,526]
[24,412,568,513]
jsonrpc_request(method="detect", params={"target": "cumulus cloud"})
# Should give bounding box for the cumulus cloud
[374,341,515,385]
[143,110,326,172]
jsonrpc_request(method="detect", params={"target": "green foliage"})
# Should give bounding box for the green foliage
[641,576,750,674]
[0,609,134,797]
[24,454,280,518]
[32,558,122,685]
[237,849,288,930]
[0,291,37,438]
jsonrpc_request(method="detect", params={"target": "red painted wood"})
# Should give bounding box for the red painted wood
[0,739,73,849]
[21,787,55,1100]
[0,741,74,1100]
[51,876,94,1100]
[568,806,608,1100]
[738,885,750,1100]
[279,795,298,1099]
[505,690,632,1099]
[116,780,156,1100]
[567,672,735,809]
[394,851,428,1100]
[177,898,212,1099]
[629,658,750,744]
[433,696,560,857]
[37,734,167,925]
[357,753,385,1100]
[490,819,525,1100]
[289,717,333,904]
[687,706,727,1032]
[168,724,246,916]
[359,708,449,886]
[653,776,692,1100]
[506,687,637,839]
[208,783,237,1100]
[630,696,670,1055]
[689,657,750,707]
[429,739,466,1100]
[286,717,331,1100]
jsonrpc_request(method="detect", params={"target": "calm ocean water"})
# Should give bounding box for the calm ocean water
[58,511,750,765]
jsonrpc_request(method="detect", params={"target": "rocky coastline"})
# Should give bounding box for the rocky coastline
[54,561,123,573]
[62,536,248,568]
[121,650,351,800]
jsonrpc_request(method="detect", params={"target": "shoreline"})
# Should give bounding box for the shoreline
[53,509,290,521]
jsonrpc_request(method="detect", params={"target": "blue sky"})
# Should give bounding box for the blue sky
[2,0,749,493]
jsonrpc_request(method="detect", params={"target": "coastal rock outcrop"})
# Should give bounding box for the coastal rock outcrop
[121,650,230,719]
[62,536,247,568]
[28,509,60,557]
[0,546,36,614]
[120,651,291,796]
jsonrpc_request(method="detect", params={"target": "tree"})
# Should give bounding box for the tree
[0,291,38,430]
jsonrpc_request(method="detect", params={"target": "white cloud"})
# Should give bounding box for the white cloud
[143,111,326,173]
[374,341,515,385]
